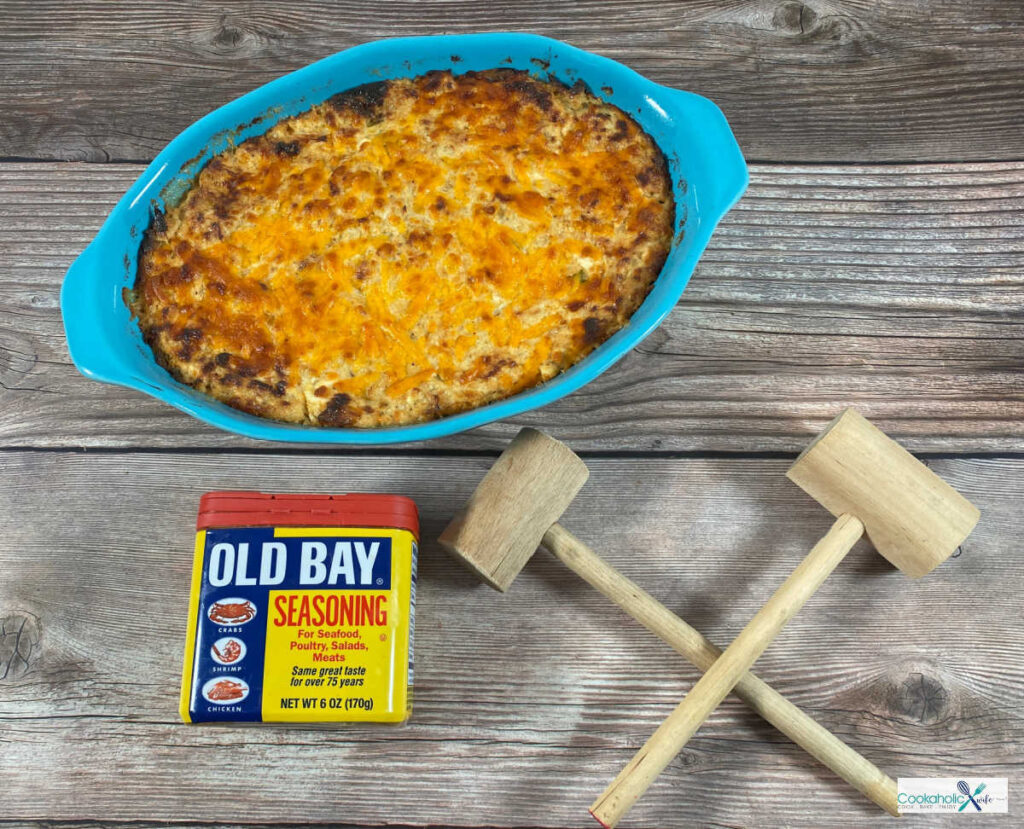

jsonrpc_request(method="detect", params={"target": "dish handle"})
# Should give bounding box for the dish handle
[60,239,139,388]
[660,87,749,226]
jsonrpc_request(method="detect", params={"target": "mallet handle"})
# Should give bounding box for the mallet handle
[541,521,896,818]
[582,514,868,828]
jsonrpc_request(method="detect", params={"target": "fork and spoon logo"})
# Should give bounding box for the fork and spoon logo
[957,780,987,812]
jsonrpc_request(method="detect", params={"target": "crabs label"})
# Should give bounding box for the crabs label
[207,597,257,625]
[181,522,415,724]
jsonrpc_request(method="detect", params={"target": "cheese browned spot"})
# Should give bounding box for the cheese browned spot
[131,69,675,427]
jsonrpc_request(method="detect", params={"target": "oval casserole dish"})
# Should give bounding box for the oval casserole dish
[61,33,748,444]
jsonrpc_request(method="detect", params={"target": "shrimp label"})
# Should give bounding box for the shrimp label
[181,522,416,724]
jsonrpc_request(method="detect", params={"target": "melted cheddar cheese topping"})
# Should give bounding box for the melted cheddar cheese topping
[132,70,674,426]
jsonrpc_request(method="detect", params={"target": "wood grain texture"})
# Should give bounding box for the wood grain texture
[0,818,423,826]
[0,818,419,826]
[1,1,1023,163]
[1,161,1022,452]
[0,452,1020,827]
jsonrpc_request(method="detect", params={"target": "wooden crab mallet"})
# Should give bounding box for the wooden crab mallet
[440,426,901,816]
[591,409,980,828]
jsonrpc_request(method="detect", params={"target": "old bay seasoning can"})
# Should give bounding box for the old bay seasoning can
[180,491,417,723]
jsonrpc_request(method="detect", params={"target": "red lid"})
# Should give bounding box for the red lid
[197,491,419,539]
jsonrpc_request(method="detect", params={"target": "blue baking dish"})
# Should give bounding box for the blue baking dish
[61,33,747,444]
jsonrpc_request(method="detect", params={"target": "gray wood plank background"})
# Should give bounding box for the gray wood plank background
[2,1,1023,163]
[2,162,1022,452]
[1,1,1021,827]
[1,453,1020,827]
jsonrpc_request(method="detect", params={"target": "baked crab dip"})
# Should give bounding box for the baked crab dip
[130,69,674,427]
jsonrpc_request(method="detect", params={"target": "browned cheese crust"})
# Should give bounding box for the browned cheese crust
[131,70,674,426]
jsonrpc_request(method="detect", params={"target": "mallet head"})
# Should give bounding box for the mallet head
[439,428,589,591]
[787,408,980,578]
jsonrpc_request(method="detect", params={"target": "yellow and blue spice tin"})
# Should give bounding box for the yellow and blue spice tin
[181,491,417,723]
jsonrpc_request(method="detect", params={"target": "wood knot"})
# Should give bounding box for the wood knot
[29,292,57,309]
[897,671,949,723]
[213,23,245,49]
[0,612,42,681]
[670,747,703,771]
[773,2,818,35]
